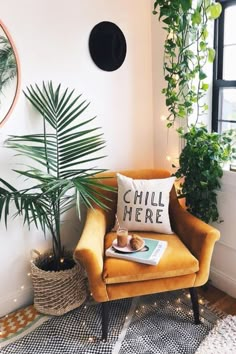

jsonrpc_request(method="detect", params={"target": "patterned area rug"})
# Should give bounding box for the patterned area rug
[0,305,49,348]
[0,290,225,354]
[196,315,236,353]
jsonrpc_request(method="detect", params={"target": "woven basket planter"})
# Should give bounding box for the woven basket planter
[31,251,87,316]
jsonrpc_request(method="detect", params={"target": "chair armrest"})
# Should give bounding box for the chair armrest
[73,208,109,302]
[170,200,220,286]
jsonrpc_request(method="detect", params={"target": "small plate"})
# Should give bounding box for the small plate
[112,235,145,253]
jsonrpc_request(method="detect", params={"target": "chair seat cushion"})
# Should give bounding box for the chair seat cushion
[103,232,199,284]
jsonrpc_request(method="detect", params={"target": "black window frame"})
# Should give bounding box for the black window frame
[212,0,236,132]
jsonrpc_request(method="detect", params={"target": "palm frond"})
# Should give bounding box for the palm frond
[1,81,112,265]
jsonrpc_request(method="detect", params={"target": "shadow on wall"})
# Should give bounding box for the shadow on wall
[61,204,87,251]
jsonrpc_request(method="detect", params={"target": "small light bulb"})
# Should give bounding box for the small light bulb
[60,258,64,263]
[168,31,174,40]
[166,155,171,161]
[173,74,179,81]
[13,298,17,302]
[21,285,25,290]
[27,272,31,277]
[160,115,166,121]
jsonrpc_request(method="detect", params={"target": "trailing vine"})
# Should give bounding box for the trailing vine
[153,0,222,127]
[152,1,236,224]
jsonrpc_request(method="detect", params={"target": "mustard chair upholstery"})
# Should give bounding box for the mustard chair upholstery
[74,169,220,340]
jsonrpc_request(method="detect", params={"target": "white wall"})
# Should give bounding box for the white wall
[0,0,154,316]
[210,171,236,298]
[151,14,182,172]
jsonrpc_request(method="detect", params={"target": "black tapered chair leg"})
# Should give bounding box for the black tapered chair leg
[101,301,110,341]
[189,287,200,324]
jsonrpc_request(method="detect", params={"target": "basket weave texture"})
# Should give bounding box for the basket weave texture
[31,252,87,316]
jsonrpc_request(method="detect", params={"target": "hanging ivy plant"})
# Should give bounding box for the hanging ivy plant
[153,0,222,127]
[152,1,236,224]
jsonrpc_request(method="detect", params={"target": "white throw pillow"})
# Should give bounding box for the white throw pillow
[115,173,175,234]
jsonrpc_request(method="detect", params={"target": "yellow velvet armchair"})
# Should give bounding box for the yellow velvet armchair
[74,169,220,340]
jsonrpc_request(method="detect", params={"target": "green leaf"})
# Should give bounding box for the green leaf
[199,70,207,80]
[201,28,209,40]
[201,83,209,91]
[180,0,192,12]
[176,127,184,135]
[207,3,222,19]
[192,10,201,25]
[208,48,216,63]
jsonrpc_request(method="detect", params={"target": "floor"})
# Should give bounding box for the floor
[198,283,236,315]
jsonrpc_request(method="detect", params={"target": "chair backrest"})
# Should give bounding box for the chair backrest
[95,169,177,232]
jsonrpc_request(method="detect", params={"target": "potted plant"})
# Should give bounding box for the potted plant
[152,1,236,223]
[0,81,114,315]
[173,125,236,223]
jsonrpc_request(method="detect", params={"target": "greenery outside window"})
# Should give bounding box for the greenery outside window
[212,0,236,132]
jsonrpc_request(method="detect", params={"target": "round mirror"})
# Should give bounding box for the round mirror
[0,21,20,127]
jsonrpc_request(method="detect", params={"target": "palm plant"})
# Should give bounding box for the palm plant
[0,81,113,270]
[0,35,17,94]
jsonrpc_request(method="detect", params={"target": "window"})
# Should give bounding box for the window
[212,0,236,132]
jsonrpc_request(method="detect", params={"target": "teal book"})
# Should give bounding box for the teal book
[105,237,167,265]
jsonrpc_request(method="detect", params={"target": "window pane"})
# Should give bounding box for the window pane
[223,5,236,79]
[219,121,236,133]
[223,46,236,79]
[218,88,236,132]
[224,5,236,45]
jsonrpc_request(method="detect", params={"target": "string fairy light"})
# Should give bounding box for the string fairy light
[172,74,179,81]
[160,115,167,121]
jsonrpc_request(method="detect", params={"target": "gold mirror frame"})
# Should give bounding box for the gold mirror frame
[0,20,20,127]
